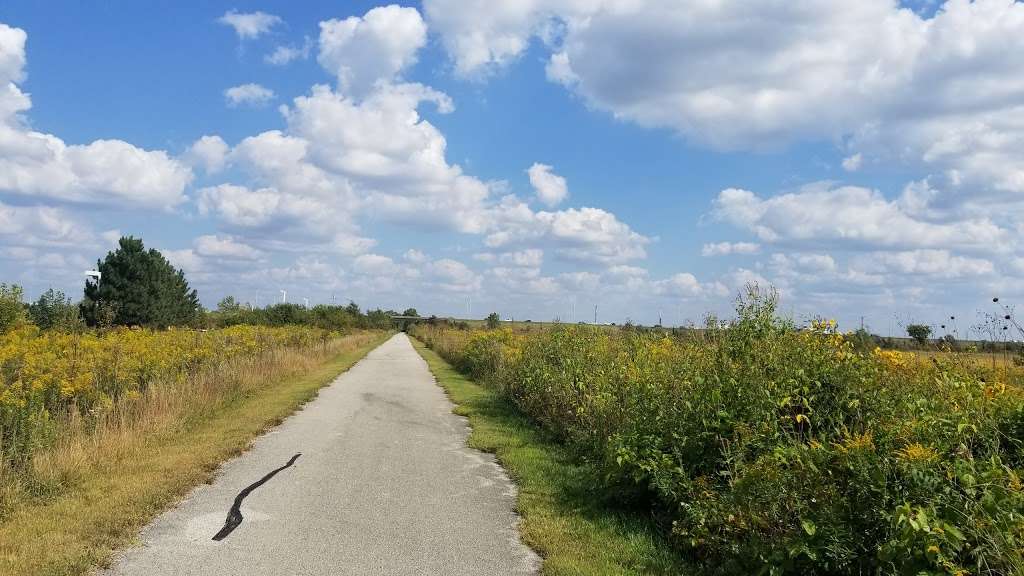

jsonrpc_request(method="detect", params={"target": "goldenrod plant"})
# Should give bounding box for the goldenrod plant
[0,324,333,470]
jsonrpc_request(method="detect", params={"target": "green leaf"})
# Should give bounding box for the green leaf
[801,519,817,536]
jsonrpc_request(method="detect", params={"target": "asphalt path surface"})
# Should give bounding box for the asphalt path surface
[105,333,540,575]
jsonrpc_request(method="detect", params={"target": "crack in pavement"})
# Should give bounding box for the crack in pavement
[212,453,302,541]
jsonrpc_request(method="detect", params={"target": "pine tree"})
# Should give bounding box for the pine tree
[81,236,200,327]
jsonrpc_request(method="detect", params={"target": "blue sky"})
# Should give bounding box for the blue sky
[1,1,1022,336]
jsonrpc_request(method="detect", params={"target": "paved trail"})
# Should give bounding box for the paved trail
[106,333,539,575]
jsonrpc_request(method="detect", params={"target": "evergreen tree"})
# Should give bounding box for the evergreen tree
[81,236,200,327]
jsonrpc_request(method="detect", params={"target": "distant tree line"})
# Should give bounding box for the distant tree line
[204,296,411,331]
[0,236,418,334]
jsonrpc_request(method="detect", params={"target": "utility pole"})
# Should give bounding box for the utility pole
[594,304,598,324]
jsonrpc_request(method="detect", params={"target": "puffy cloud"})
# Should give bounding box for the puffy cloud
[558,271,600,292]
[713,183,1011,252]
[424,258,482,292]
[284,83,454,182]
[427,0,1024,216]
[318,5,427,96]
[186,135,229,173]
[265,38,312,66]
[424,0,598,77]
[721,268,772,292]
[196,179,373,257]
[197,76,500,261]
[193,235,263,261]
[605,265,647,279]
[489,265,560,295]
[183,10,652,306]
[0,200,99,289]
[279,83,500,233]
[653,273,707,298]
[353,253,400,275]
[198,184,285,228]
[0,23,26,85]
[0,200,95,249]
[0,131,192,208]
[536,0,923,148]
[485,197,650,264]
[500,249,543,267]
[0,24,191,209]
[701,241,760,257]
[545,51,578,85]
[858,249,994,279]
[162,248,204,274]
[0,24,29,120]
[218,10,281,40]
[771,252,837,274]
[527,162,568,206]
[224,83,275,107]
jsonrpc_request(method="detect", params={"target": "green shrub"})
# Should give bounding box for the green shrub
[0,283,26,334]
[412,290,1024,575]
[28,288,82,331]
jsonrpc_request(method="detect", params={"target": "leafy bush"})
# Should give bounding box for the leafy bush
[486,312,501,329]
[413,289,1024,575]
[0,284,26,334]
[907,324,932,346]
[28,288,82,331]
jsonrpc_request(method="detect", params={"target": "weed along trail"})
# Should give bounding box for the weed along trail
[105,333,539,575]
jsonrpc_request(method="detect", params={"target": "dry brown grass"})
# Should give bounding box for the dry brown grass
[0,330,388,576]
[913,348,1021,369]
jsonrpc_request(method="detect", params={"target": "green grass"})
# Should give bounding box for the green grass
[0,331,390,576]
[411,337,691,575]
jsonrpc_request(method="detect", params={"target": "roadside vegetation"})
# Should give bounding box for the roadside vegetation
[0,329,387,575]
[412,339,690,576]
[0,235,395,575]
[412,286,1024,575]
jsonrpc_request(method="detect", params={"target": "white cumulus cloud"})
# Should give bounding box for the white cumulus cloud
[713,183,1011,252]
[0,24,191,209]
[527,163,568,206]
[186,135,229,173]
[318,5,427,97]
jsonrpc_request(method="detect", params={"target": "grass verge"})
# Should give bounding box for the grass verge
[0,331,390,576]
[411,337,691,576]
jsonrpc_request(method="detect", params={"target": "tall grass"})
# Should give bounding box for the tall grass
[413,288,1024,575]
[0,326,379,519]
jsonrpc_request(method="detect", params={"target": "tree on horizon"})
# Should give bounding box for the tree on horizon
[81,236,199,328]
